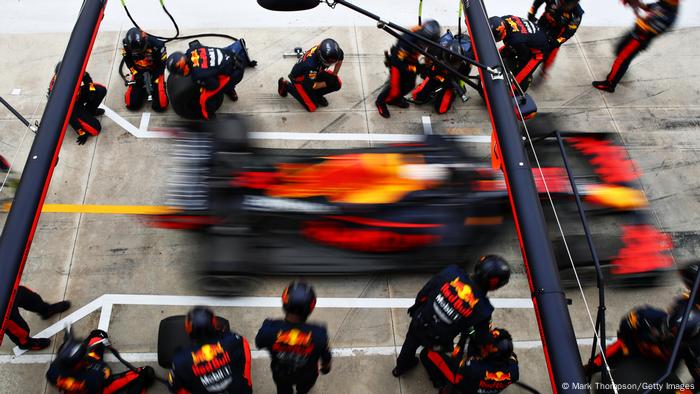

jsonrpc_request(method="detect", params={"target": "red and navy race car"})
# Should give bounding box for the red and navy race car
[150,117,672,293]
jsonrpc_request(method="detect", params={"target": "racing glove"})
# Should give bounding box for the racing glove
[407,302,422,317]
[76,130,89,145]
[140,366,156,386]
[527,7,537,22]
[320,362,331,375]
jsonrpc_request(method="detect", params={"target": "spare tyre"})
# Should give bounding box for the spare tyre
[167,74,224,120]
[157,315,231,367]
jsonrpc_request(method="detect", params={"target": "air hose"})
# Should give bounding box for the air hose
[120,0,239,43]
[107,346,170,386]
[118,0,245,85]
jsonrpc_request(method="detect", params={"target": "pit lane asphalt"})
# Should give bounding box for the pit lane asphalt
[1,21,699,393]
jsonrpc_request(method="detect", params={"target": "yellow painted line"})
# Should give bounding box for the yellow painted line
[2,203,177,215]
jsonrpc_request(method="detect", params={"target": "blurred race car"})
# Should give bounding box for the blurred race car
[149,117,673,293]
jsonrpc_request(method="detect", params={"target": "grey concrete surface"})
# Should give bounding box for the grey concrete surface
[0,22,699,394]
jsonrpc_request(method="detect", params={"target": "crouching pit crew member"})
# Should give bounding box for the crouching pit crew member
[585,306,674,377]
[278,38,344,112]
[122,27,168,112]
[167,39,254,120]
[168,306,253,393]
[420,327,519,393]
[411,35,472,115]
[49,62,107,145]
[393,255,511,377]
[256,281,332,394]
[46,329,155,393]
[375,19,441,118]
[490,15,550,92]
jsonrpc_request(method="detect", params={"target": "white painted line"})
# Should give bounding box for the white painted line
[101,294,532,310]
[98,302,112,332]
[138,112,151,132]
[10,89,21,96]
[421,116,433,135]
[13,296,105,356]
[98,108,490,144]
[0,354,54,364]
[13,294,533,358]
[247,131,490,144]
[100,105,168,139]
[1,339,619,365]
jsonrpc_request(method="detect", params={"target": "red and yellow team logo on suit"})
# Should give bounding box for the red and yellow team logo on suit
[190,343,232,377]
[436,277,480,319]
[134,50,155,69]
[56,376,87,392]
[272,329,315,356]
[275,329,313,346]
[190,50,201,67]
[481,370,512,391]
[484,371,511,382]
[448,278,479,308]
[192,343,226,364]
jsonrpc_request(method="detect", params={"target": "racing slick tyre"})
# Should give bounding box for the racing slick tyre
[157,315,231,368]
[167,73,224,120]
[201,115,249,153]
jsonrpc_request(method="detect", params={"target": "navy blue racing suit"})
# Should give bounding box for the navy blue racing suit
[376,27,425,109]
[183,41,248,119]
[256,319,332,394]
[122,34,168,111]
[420,348,519,394]
[396,265,494,371]
[529,0,584,72]
[602,0,678,87]
[168,330,252,394]
[283,44,344,112]
[497,15,551,90]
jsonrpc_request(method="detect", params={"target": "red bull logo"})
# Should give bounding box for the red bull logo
[190,50,201,67]
[448,278,478,307]
[437,278,480,318]
[276,329,313,346]
[56,376,86,391]
[190,343,232,377]
[191,343,226,364]
[484,370,511,382]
